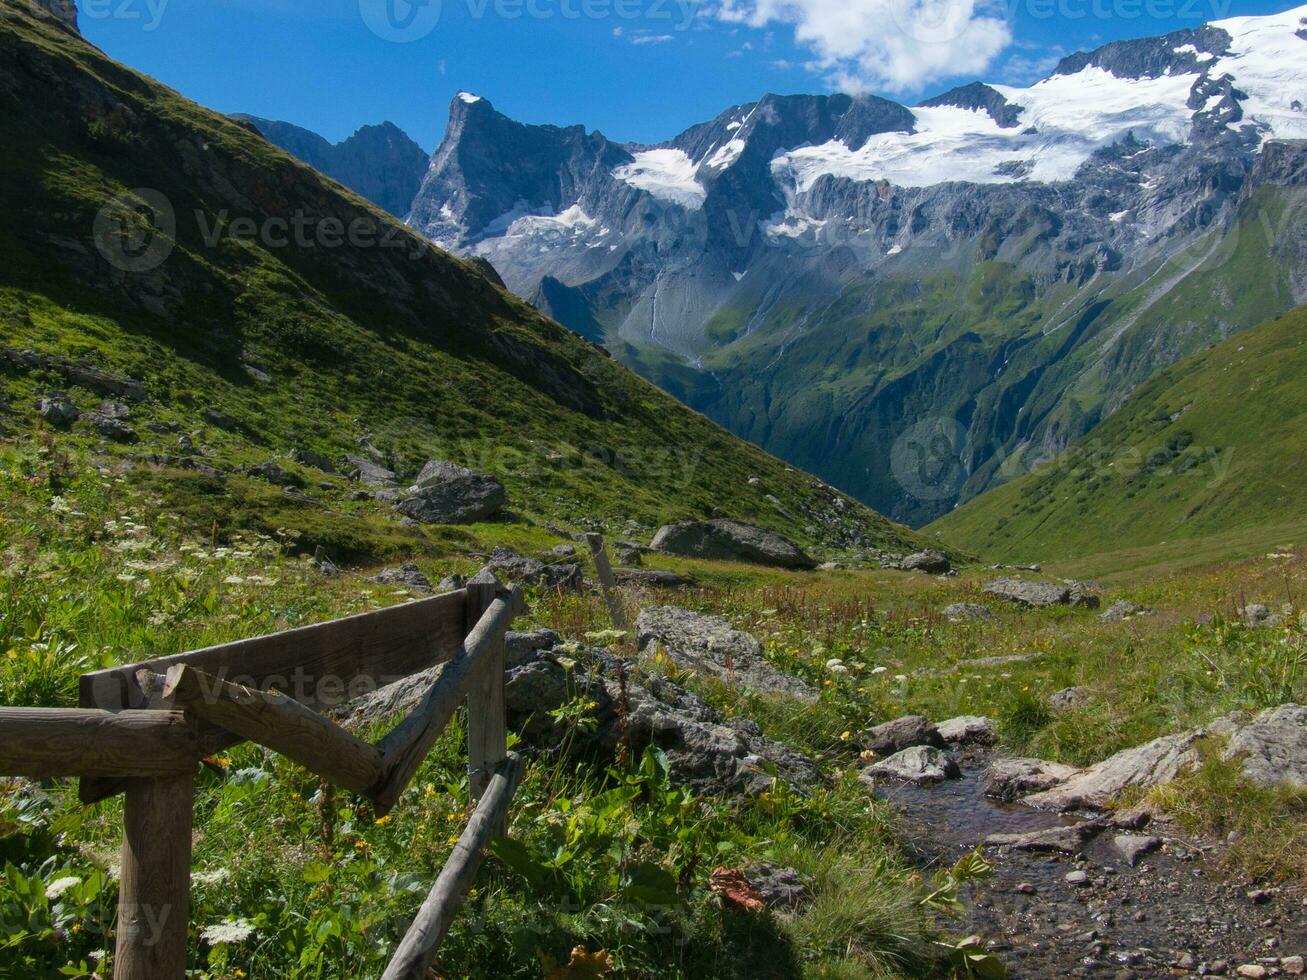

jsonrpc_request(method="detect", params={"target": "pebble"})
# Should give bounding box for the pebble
[1248,890,1273,905]
[1235,965,1267,978]
[1283,956,1305,975]
[1016,882,1037,894]
[1066,870,1090,886]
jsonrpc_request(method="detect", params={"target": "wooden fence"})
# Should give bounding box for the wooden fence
[0,575,527,979]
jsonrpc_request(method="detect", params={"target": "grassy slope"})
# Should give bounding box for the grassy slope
[928,303,1307,563]
[0,5,927,563]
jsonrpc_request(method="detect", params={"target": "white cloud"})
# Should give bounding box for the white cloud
[714,0,1012,93]
[631,33,676,44]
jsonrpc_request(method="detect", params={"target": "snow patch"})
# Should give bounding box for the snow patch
[456,91,483,105]
[704,138,746,170]
[613,149,707,208]
[1208,5,1307,142]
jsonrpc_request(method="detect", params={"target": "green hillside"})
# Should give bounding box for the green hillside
[0,3,925,562]
[929,303,1307,562]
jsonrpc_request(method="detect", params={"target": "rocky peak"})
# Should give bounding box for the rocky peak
[1052,23,1231,79]
[919,82,1023,129]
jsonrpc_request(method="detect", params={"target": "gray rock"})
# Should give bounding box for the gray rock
[1100,600,1152,623]
[1065,581,1102,609]
[614,568,693,589]
[396,461,506,524]
[1240,603,1272,625]
[292,448,336,474]
[346,454,398,487]
[486,547,582,589]
[505,629,561,668]
[861,745,960,785]
[1065,870,1090,887]
[901,550,951,574]
[84,413,138,443]
[98,400,131,420]
[437,574,466,592]
[550,543,577,558]
[867,715,944,755]
[987,821,1105,854]
[650,519,816,570]
[368,563,434,594]
[942,603,996,622]
[743,864,810,911]
[311,546,340,578]
[984,577,1072,607]
[204,408,239,431]
[936,715,997,745]
[1112,834,1163,867]
[248,461,301,486]
[1221,703,1307,788]
[615,544,643,566]
[37,393,78,426]
[1049,686,1092,712]
[984,758,1084,802]
[636,605,816,701]
[1024,730,1206,810]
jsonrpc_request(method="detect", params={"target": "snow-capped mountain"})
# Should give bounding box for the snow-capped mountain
[252,5,1307,524]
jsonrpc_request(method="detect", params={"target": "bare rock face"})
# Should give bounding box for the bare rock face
[867,715,944,755]
[636,605,817,701]
[861,745,960,785]
[1023,731,1205,810]
[650,520,816,570]
[984,758,1084,802]
[1221,703,1307,788]
[395,460,506,525]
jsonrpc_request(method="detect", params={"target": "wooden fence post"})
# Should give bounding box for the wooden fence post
[584,533,627,630]
[115,773,194,979]
[464,579,506,806]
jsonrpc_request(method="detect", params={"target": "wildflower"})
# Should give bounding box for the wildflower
[894,674,907,683]
[374,815,393,827]
[839,731,852,741]
[870,666,887,675]
[223,575,245,585]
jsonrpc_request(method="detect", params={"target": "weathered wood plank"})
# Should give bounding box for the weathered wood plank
[162,665,384,798]
[380,753,524,980]
[465,581,507,803]
[584,533,627,629]
[114,773,194,980]
[0,708,198,778]
[79,589,467,802]
[372,588,520,815]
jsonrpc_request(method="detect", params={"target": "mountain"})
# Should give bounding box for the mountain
[392,6,1307,527]
[928,301,1307,561]
[235,116,429,219]
[0,1,928,561]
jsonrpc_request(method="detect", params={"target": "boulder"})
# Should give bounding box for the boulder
[984,758,1083,802]
[346,454,398,488]
[901,550,951,574]
[1065,581,1101,609]
[1023,731,1205,810]
[486,547,582,589]
[395,461,505,524]
[650,520,816,570]
[98,400,131,420]
[1100,600,1152,623]
[936,715,997,745]
[861,745,960,785]
[1112,834,1163,867]
[743,864,810,911]
[1221,703,1307,788]
[636,605,816,701]
[983,578,1072,607]
[867,715,944,755]
[1048,687,1092,712]
[614,568,693,589]
[550,544,577,558]
[942,603,996,622]
[368,563,433,594]
[292,448,336,474]
[37,392,78,426]
[615,544,644,566]
[505,629,561,668]
[987,821,1104,854]
[84,412,138,443]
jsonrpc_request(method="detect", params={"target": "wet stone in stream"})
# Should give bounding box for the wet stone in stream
[874,757,1307,978]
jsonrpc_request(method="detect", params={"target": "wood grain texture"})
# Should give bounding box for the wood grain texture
[465,581,507,803]
[380,753,524,980]
[163,665,384,798]
[373,588,520,815]
[584,533,627,629]
[0,708,198,778]
[114,773,194,979]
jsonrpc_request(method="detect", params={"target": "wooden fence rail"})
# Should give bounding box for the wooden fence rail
[0,578,526,979]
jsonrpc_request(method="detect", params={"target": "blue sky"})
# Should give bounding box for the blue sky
[79,0,1298,149]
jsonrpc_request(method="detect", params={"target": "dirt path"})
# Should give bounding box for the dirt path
[877,755,1307,978]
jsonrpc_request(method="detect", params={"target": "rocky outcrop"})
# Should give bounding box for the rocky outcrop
[1221,704,1307,788]
[1023,731,1206,810]
[650,520,816,570]
[866,715,943,755]
[486,547,582,589]
[37,393,77,426]
[900,550,951,574]
[636,606,816,701]
[984,578,1098,608]
[987,821,1105,854]
[1113,833,1163,867]
[984,758,1084,802]
[346,454,398,488]
[368,563,434,594]
[395,461,506,525]
[861,746,960,785]
[942,603,996,622]
[613,568,692,589]
[936,715,997,745]
[1100,600,1152,622]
